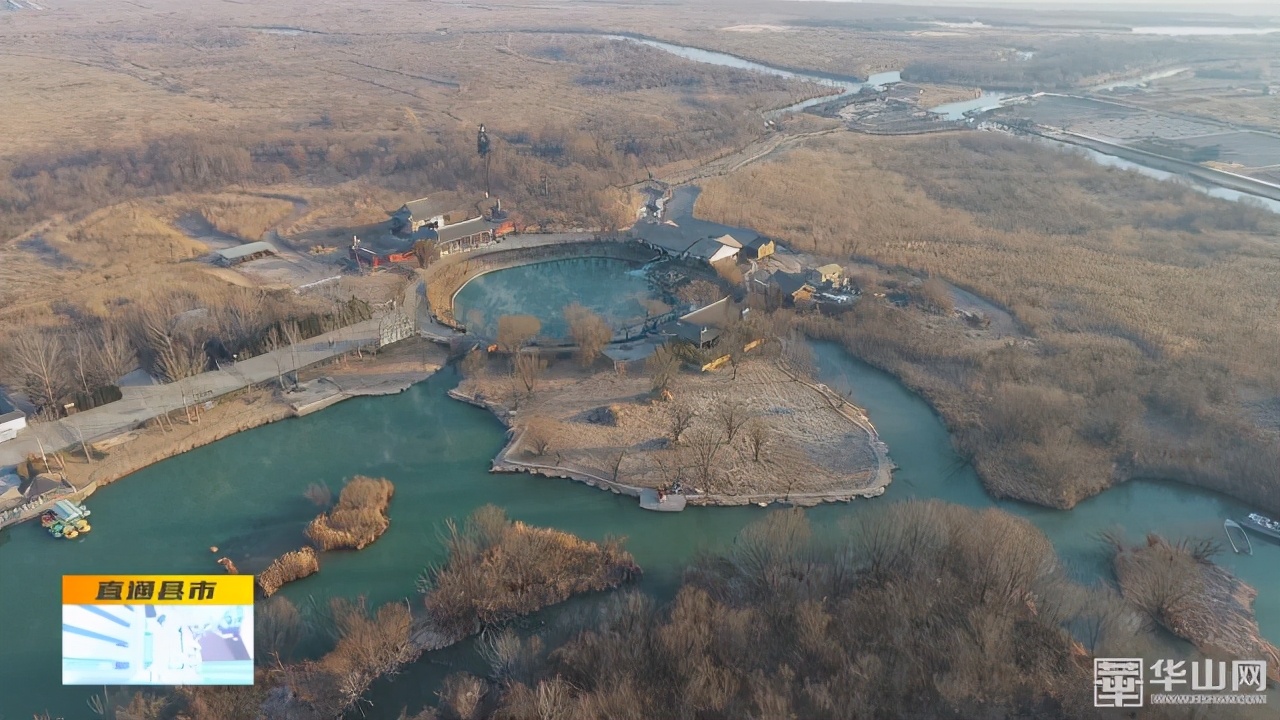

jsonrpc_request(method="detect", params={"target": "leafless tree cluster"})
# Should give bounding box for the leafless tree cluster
[653,399,776,492]
[0,321,136,416]
[404,503,1189,720]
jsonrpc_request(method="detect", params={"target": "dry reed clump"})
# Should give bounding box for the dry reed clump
[305,476,395,551]
[1113,534,1280,683]
[420,505,641,639]
[257,547,320,597]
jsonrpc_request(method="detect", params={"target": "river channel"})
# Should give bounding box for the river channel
[3,329,1279,717]
[4,38,1280,720]
[608,34,1280,213]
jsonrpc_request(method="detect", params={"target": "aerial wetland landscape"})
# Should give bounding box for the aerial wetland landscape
[1,1,1280,719]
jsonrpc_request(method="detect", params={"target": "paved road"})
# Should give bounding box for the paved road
[0,318,383,468]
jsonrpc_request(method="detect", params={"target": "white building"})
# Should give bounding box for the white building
[0,410,25,443]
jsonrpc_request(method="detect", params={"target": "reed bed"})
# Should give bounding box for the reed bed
[421,505,640,638]
[257,547,320,597]
[305,476,395,551]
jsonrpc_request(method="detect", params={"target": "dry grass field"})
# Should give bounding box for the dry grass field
[697,131,1280,510]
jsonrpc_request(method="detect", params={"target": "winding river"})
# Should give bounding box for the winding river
[4,326,1277,717]
[4,38,1280,720]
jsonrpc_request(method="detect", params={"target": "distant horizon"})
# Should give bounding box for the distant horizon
[778,0,1280,16]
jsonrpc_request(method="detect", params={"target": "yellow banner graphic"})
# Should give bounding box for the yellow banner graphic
[62,575,253,605]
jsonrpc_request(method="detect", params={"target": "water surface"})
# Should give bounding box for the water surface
[4,343,1278,718]
[452,257,660,339]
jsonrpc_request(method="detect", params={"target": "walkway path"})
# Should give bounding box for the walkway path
[0,319,383,468]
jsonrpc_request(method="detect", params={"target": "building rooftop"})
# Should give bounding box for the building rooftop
[687,237,739,263]
[399,194,452,219]
[772,271,813,297]
[678,297,737,329]
[634,222,699,255]
[436,216,492,244]
[742,235,772,250]
[214,241,278,261]
[815,263,844,276]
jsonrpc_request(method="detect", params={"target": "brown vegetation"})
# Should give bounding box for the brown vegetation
[1113,533,1280,683]
[698,131,1280,511]
[304,476,394,551]
[270,597,417,719]
[496,315,541,352]
[419,506,640,640]
[417,504,1226,720]
[198,195,296,241]
[564,303,613,367]
[257,547,320,598]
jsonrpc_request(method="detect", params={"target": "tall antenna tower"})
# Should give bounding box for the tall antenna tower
[477,123,491,198]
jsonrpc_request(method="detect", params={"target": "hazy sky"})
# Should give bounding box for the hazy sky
[786,0,1278,9]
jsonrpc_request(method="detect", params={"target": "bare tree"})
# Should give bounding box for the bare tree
[265,326,289,389]
[95,322,137,384]
[497,315,541,352]
[140,303,206,383]
[68,325,98,395]
[684,428,725,490]
[714,400,751,443]
[523,416,554,456]
[281,319,302,384]
[645,345,680,393]
[608,450,627,482]
[564,303,612,368]
[652,447,686,489]
[2,331,69,414]
[666,402,696,445]
[746,417,771,462]
[512,350,547,396]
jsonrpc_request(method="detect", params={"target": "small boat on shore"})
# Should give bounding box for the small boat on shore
[1225,519,1252,555]
[1241,513,1280,542]
[44,500,92,540]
